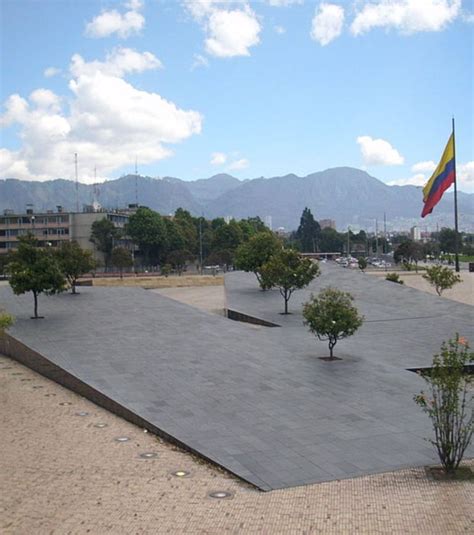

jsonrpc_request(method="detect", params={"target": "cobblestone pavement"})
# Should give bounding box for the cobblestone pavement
[1,355,472,535]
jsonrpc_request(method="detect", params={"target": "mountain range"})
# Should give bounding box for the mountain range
[1,167,472,231]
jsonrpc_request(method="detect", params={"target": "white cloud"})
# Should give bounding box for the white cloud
[205,6,261,57]
[274,25,286,34]
[311,3,345,45]
[388,173,426,186]
[44,67,61,78]
[70,48,162,78]
[211,152,227,165]
[266,0,303,6]
[351,0,461,36]
[357,135,404,166]
[191,53,209,70]
[184,1,261,58]
[228,158,249,170]
[411,160,436,173]
[0,49,202,183]
[459,161,474,187]
[85,1,145,39]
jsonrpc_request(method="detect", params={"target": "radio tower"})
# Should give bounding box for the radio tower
[74,153,79,213]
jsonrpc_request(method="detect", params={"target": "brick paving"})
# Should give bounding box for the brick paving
[1,355,473,534]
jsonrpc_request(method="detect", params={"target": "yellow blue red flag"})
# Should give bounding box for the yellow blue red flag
[421,134,455,218]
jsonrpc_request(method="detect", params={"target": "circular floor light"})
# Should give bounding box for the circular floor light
[115,436,130,442]
[139,452,158,459]
[75,411,89,416]
[94,423,108,428]
[59,402,72,406]
[170,470,191,478]
[208,491,234,500]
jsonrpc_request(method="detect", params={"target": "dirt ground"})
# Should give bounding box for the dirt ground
[1,355,472,535]
[152,286,226,315]
[91,274,224,289]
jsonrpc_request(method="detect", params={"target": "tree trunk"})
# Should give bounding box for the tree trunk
[284,290,289,314]
[120,268,123,280]
[72,278,77,294]
[33,291,38,318]
[329,337,337,359]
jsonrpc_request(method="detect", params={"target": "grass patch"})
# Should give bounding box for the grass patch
[425,465,473,481]
[91,274,224,289]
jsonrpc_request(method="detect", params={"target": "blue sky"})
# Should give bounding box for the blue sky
[1,0,473,191]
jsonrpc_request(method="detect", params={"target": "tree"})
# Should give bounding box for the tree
[8,235,66,318]
[295,208,321,253]
[90,218,121,268]
[394,240,424,270]
[358,257,367,271]
[235,231,282,289]
[437,227,461,254]
[260,249,320,314]
[303,287,364,360]
[167,249,192,275]
[319,227,344,253]
[127,207,166,265]
[56,241,96,294]
[422,265,461,296]
[111,247,133,279]
[212,220,243,254]
[414,335,473,474]
[206,249,233,271]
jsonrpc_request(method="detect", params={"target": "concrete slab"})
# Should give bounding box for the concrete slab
[1,263,472,491]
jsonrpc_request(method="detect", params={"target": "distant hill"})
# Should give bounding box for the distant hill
[1,167,472,231]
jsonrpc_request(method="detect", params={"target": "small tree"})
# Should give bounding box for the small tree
[90,218,121,268]
[303,287,364,359]
[358,257,367,272]
[423,265,461,296]
[235,231,281,289]
[111,247,133,279]
[8,235,66,318]
[56,241,96,294]
[167,249,192,275]
[414,335,473,474]
[260,249,320,314]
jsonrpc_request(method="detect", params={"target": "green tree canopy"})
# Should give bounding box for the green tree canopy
[394,240,424,266]
[8,235,66,318]
[56,240,96,294]
[319,227,344,253]
[212,220,243,258]
[422,265,461,296]
[235,231,282,289]
[111,246,134,279]
[90,218,121,267]
[303,287,364,359]
[437,227,461,254]
[166,249,193,275]
[127,207,166,265]
[296,208,321,253]
[260,249,320,314]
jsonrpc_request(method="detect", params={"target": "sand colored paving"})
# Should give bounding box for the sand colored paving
[368,270,473,306]
[1,355,472,535]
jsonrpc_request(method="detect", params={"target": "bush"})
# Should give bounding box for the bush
[422,265,461,296]
[414,335,473,473]
[386,272,404,284]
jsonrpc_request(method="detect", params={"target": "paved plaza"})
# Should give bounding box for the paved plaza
[0,264,473,491]
[2,356,473,534]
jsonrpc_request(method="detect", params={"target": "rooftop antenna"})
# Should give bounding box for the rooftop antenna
[135,157,138,206]
[74,153,79,213]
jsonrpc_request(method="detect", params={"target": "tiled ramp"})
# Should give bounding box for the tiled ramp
[1,265,472,490]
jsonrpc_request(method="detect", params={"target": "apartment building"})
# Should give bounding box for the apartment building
[0,205,132,261]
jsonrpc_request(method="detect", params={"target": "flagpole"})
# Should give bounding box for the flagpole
[452,117,460,273]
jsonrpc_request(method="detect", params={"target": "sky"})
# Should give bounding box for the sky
[1,0,473,192]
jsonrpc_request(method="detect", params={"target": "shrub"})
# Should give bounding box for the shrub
[422,265,461,296]
[414,335,473,473]
[386,272,404,284]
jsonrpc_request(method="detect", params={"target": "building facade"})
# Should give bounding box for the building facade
[0,206,132,261]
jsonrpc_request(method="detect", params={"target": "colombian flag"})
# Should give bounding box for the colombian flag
[421,134,455,218]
